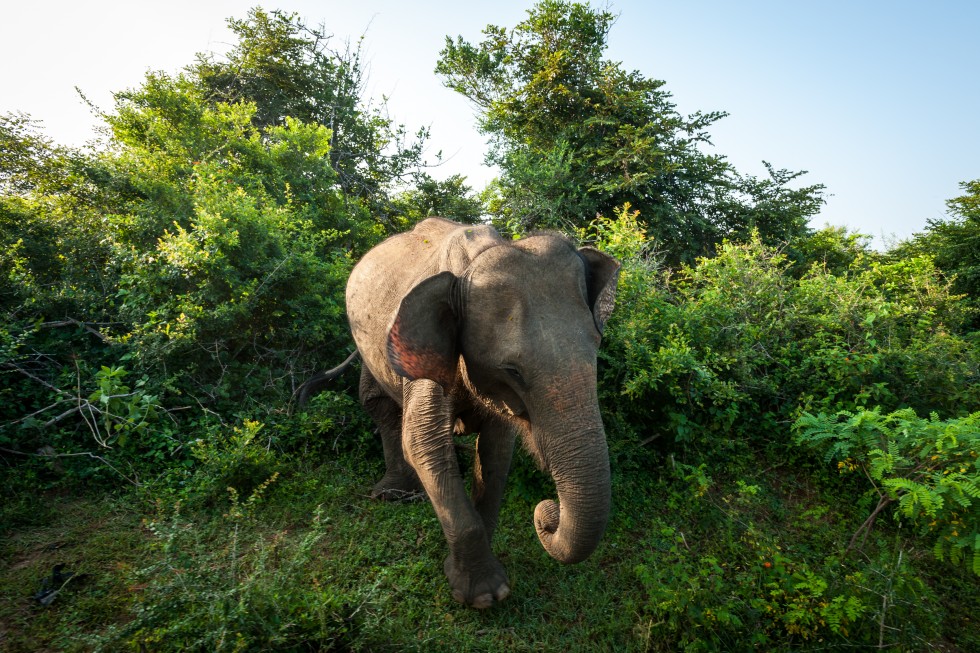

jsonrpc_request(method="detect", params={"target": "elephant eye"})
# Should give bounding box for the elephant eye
[502,366,527,387]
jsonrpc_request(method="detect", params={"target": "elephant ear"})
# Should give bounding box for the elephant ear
[387,271,459,391]
[578,247,621,335]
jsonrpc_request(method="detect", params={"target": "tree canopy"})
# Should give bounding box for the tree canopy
[437,0,825,263]
[190,8,434,224]
[892,179,980,326]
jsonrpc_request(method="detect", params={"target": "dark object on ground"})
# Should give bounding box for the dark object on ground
[33,564,80,606]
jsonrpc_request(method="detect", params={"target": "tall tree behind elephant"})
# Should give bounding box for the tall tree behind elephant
[310,217,619,608]
[436,1,825,264]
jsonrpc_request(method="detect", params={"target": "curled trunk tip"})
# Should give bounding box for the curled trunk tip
[534,496,607,564]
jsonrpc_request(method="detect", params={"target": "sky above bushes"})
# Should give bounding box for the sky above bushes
[4,0,978,247]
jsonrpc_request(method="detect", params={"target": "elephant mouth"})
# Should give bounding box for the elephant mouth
[506,405,529,419]
[467,383,529,422]
[477,395,528,423]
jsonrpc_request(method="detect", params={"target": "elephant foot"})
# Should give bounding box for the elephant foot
[444,552,510,609]
[370,472,425,502]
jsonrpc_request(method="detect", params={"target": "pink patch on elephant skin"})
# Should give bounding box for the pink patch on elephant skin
[387,317,453,388]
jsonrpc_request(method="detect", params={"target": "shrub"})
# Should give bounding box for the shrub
[795,408,980,574]
[1,98,367,486]
[630,474,942,651]
[584,207,979,469]
[108,95,361,411]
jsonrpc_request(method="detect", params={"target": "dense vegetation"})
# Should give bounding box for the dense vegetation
[2,3,977,651]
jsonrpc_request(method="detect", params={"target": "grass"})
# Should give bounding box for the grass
[1,449,977,652]
[0,492,146,652]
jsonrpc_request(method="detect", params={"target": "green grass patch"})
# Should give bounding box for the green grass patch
[1,452,977,652]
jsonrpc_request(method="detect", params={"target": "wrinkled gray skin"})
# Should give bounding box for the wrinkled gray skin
[345,217,619,608]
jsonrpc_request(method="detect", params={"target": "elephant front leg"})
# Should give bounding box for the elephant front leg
[402,380,510,608]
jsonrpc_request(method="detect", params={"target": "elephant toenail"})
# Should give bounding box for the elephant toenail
[472,593,493,609]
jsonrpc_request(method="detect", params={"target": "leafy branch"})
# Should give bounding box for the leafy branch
[794,408,980,574]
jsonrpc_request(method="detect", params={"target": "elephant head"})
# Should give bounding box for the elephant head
[387,232,620,564]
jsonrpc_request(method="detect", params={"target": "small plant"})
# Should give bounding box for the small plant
[577,203,651,262]
[794,408,980,573]
[87,365,159,449]
[187,419,279,502]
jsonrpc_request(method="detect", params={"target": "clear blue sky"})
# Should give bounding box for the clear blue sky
[4,1,978,247]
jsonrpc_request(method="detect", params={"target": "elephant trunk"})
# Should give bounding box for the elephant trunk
[532,423,611,564]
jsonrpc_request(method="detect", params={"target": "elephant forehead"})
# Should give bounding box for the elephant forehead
[467,244,586,293]
[462,247,596,350]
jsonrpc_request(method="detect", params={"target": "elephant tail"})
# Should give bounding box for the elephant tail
[293,349,360,409]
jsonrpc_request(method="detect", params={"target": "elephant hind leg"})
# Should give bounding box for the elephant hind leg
[359,368,423,501]
[472,418,517,543]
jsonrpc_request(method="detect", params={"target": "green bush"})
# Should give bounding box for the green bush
[107,86,362,407]
[633,529,936,650]
[183,420,280,503]
[626,470,944,651]
[1,95,368,486]
[1,9,439,486]
[585,207,979,469]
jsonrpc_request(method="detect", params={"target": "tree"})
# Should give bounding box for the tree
[787,224,876,277]
[190,7,430,224]
[0,113,115,319]
[892,179,980,327]
[436,0,824,264]
[389,173,484,227]
[1,7,440,471]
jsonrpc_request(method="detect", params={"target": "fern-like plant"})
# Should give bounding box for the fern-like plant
[794,408,980,574]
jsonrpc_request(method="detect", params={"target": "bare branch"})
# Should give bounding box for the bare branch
[0,446,140,486]
[39,318,117,344]
[11,398,74,424]
[2,361,73,397]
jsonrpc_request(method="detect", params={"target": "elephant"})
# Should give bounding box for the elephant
[313,217,620,608]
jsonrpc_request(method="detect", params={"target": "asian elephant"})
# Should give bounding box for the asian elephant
[325,217,620,608]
